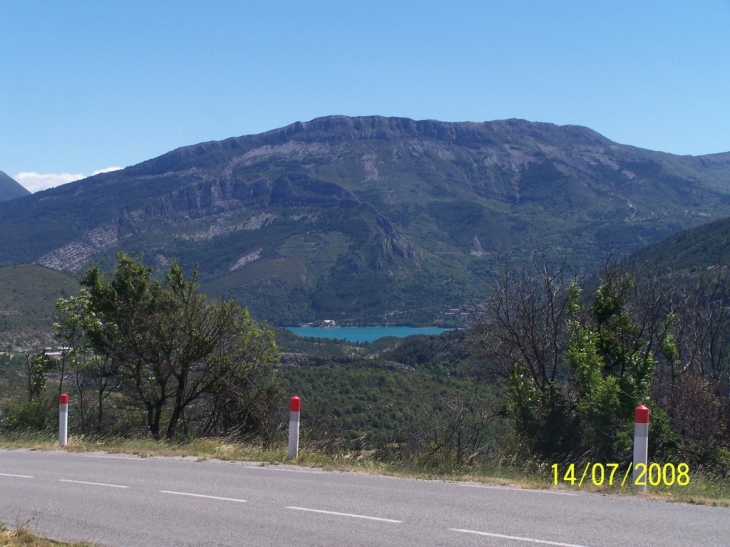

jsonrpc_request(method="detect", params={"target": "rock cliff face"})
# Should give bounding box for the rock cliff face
[38,224,118,272]
[123,174,361,229]
[37,172,412,273]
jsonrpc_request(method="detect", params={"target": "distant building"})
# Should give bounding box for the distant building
[322,319,336,328]
[44,346,70,360]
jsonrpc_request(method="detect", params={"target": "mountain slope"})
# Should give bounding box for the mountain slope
[0,264,79,349]
[1,116,729,325]
[627,214,730,273]
[0,171,30,201]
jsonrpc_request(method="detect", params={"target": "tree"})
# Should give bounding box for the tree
[471,253,577,457]
[649,266,730,468]
[1,351,57,431]
[473,254,679,461]
[565,272,660,460]
[73,253,281,440]
[55,292,119,432]
[25,351,56,402]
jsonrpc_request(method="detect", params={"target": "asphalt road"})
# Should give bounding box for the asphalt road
[0,449,728,546]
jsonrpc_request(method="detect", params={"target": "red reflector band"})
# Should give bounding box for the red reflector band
[289,396,301,412]
[634,404,650,424]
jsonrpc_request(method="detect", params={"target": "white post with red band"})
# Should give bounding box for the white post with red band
[288,396,301,460]
[632,404,650,491]
[59,393,69,447]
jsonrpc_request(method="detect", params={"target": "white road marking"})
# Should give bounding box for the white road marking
[286,506,402,523]
[242,465,326,474]
[460,484,577,496]
[0,473,34,478]
[80,454,147,461]
[160,490,247,503]
[450,529,592,547]
[59,479,129,488]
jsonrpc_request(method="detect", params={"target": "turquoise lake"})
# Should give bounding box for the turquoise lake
[285,326,452,343]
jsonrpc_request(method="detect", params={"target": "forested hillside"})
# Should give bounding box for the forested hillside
[0,264,79,350]
[628,214,730,273]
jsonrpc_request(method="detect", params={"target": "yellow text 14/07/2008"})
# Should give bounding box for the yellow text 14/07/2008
[551,462,690,487]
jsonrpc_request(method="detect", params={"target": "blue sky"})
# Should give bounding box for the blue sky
[2,1,729,192]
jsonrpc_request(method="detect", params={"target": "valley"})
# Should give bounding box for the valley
[1,116,729,506]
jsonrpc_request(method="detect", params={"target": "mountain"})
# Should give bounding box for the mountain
[0,171,30,201]
[626,214,730,274]
[1,115,729,326]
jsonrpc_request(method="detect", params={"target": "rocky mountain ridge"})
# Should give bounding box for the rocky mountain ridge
[2,115,730,325]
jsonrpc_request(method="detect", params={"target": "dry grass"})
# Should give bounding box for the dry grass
[0,525,94,547]
[1,432,728,507]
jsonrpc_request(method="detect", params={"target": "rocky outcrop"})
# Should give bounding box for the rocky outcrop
[122,174,361,231]
[229,248,262,271]
[37,224,118,272]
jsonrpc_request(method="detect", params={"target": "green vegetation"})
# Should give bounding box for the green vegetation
[0,264,78,349]
[472,253,730,478]
[279,359,499,457]
[4,254,281,444]
[628,214,730,273]
[3,250,729,485]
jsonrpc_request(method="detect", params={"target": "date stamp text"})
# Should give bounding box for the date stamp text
[551,462,690,487]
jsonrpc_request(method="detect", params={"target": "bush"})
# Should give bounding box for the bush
[2,395,55,431]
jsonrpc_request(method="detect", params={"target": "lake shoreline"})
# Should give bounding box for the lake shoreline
[284,326,454,343]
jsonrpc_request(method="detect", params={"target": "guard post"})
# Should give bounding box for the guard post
[288,396,301,460]
[59,393,69,447]
[632,404,650,491]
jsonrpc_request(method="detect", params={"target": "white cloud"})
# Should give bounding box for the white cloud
[92,166,123,175]
[14,166,124,193]
[14,172,85,193]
